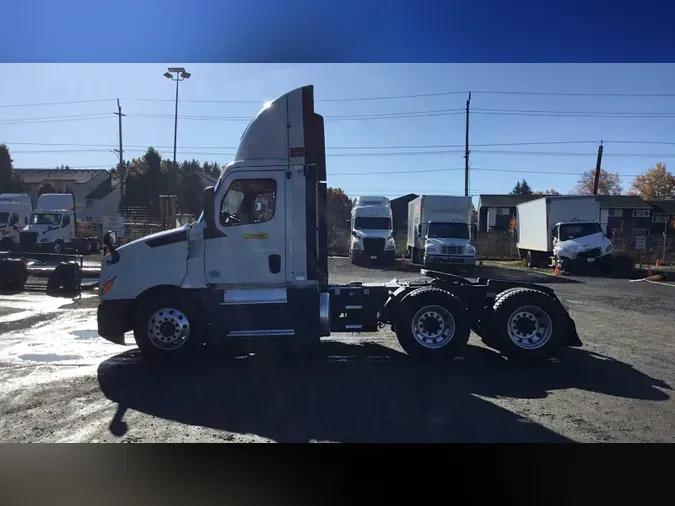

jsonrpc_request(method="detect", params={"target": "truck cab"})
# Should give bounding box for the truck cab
[22,209,75,254]
[552,220,613,270]
[349,196,396,265]
[0,193,33,251]
[422,220,476,272]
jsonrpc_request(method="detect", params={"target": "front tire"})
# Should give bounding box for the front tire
[487,287,568,361]
[53,240,64,254]
[395,287,470,359]
[133,292,207,358]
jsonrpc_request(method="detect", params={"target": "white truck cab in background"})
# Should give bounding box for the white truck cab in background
[516,195,613,272]
[349,196,396,265]
[407,195,476,273]
[21,193,101,254]
[0,193,33,251]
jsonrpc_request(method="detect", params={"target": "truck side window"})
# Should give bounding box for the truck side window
[220,178,276,227]
[62,214,71,227]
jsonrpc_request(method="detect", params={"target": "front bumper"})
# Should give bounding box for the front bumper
[97,299,132,345]
[425,254,476,266]
[353,249,396,263]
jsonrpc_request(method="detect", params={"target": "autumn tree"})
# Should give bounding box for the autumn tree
[572,168,622,195]
[510,179,533,195]
[629,163,675,201]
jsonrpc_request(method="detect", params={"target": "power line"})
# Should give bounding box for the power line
[2,89,675,108]
[5,139,675,149]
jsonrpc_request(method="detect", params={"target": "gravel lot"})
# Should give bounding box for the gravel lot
[0,257,673,443]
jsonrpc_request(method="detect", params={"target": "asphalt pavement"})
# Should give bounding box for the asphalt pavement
[0,257,673,442]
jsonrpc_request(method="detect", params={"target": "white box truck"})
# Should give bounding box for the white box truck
[516,195,613,273]
[20,193,102,254]
[0,193,33,252]
[349,195,396,265]
[407,195,476,273]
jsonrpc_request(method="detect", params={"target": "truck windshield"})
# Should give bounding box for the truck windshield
[428,222,469,239]
[559,223,602,240]
[354,217,391,230]
[30,213,62,225]
[0,212,8,225]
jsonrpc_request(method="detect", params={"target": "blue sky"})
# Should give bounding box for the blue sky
[2,63,675,205]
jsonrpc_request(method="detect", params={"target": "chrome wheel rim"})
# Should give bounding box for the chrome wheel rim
[54,243,62,254]
[411,304,455,348]
[147,307,190,351]
[507,305,553,350]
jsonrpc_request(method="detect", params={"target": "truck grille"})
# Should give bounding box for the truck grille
[585,247,602,258]
[441,245,462,255]
[20,231,38,248]
[363,238,385,255]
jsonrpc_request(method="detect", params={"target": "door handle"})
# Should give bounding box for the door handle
[269,254,281,274]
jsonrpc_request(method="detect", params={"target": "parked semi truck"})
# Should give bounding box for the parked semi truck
[20,193,102,254]
[407,195,476,273]
[0,193,33,252]
[516,195,613,273]
[96,85,581,363]
[349,195,395,265]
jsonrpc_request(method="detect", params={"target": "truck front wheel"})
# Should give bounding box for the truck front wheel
[53,240,64,254]
[133,292,207,358]
[394,287,470,359]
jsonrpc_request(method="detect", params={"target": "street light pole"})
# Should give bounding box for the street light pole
[164,67,191,170]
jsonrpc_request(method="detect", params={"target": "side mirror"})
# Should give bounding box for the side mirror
[203,186,215,228]
[390,231,396,238]
[351,231,359,239]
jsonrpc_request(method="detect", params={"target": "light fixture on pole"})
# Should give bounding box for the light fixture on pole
[164,67,191,169]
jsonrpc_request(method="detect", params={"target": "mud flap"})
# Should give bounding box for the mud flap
[565,314,583,347]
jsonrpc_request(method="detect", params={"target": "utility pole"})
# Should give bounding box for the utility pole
[464,92,471,197]
[114,99,126,198]
[592,141,604,195]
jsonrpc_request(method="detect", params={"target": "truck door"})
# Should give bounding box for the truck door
[204,172,285,286]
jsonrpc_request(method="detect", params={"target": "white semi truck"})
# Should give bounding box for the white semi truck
[516,195,613,273]
[20,193,102,255]
[96,85,582,363]
[0,193,33,252]
[349,195,396,265]
[406,195,476,273]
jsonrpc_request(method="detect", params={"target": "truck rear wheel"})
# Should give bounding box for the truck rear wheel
[133,292,207,358]
[488,287,568,361]
[395,287,470,359]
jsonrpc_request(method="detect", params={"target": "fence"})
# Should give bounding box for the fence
[118,206,163,242]
[326,227,675,264]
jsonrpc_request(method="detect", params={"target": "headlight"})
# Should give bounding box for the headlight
[352,241,362,250]
[100,276,116,296]
[605,244,612,253]
[466,244,476,255]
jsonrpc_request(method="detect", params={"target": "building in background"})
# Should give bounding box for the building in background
[477,194,541,232]
[14,168,120,223]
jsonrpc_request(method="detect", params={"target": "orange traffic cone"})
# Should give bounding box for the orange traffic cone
[656,259,661,267]
[554,264,561,276]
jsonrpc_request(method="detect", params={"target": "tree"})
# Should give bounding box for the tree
[510,178,532,195]
[533,188,561,196]
[0,144,28,193]
[572,168,622,195]
[38,182,57,196]
[326,187,352,234]
[629,162,675,201]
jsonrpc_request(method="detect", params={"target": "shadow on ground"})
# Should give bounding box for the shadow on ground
[97,341,669,443]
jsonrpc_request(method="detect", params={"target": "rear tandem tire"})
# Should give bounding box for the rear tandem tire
[394,286,470,360]
[133,291,207,359]
[487,287,568,362]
